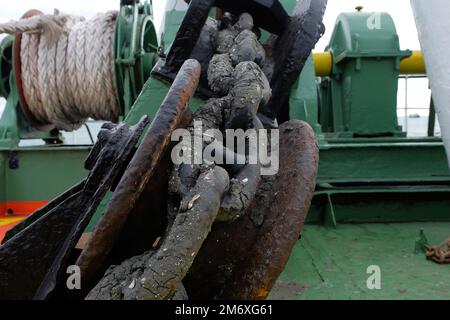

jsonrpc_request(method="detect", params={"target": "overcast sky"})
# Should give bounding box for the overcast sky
[0,0,422,50]
[0,0,430,117]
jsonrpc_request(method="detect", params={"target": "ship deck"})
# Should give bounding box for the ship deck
[271,222,450,299]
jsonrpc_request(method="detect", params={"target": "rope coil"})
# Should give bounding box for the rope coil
[0,10,120,131]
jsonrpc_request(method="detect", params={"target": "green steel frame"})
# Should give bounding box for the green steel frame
[295,10,450,225]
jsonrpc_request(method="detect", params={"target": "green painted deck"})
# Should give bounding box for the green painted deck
[271,223,450,300]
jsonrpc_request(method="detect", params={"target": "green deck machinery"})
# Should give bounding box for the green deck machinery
[0,0,449,299]
[273,8,450,299]
[306,11,450,225]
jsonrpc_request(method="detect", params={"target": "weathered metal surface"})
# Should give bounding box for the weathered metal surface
[184,120,319,299]
[2,180,85,244]
[217,162,260,222]
[0,117,149,299]
[81,107,194,299]
[215,0,288,35]
[154,0,291,99]
[216,116,263,222]
[160,0,215,76]
[189,17,218,89]
[262,0,327,122]
[76,59,201,289]
[227,61,271,130]
[86,166,229,300]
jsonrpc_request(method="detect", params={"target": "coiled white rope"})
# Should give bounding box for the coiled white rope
[0,10,120,131]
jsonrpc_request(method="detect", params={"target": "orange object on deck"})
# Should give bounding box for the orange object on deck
[0,200,48,242]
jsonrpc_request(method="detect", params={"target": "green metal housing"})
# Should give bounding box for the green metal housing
[289,11,450,225]
[321,12,410,137]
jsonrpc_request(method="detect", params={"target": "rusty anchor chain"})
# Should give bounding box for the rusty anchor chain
[184,120,319,299]
[0,0,327,300]
[178,0,325,299]
[425,238,450,264]
[86,166,230,300]
[76,59,201,290]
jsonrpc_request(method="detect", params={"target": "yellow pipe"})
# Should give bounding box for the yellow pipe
[312,50,426,76]
[399,50,426,75]
[312,52,333,77]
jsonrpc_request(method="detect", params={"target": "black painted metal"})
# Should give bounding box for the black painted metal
[160,0,215,76]
[215,0,288,35]
[2,180,86,244]
[261,0,327,122]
